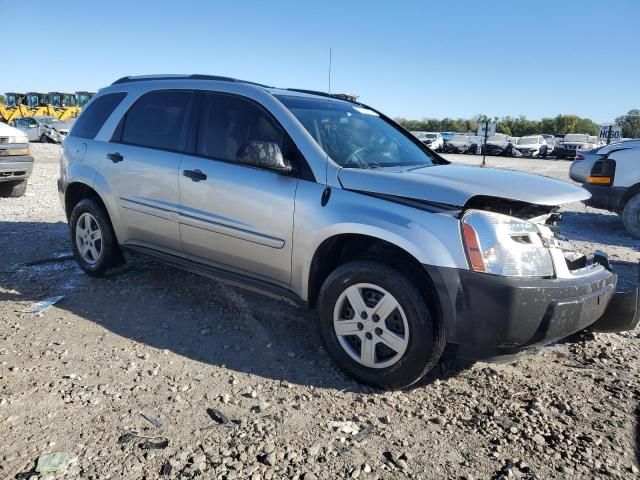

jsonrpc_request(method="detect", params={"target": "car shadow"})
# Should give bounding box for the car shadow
[1,220,482,392]
[2,220,637,393]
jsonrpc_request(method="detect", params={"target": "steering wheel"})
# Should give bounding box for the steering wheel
[343,147,370,168]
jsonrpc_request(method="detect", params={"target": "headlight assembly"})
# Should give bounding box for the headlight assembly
[8,136,28,144]
[461,210,554,277]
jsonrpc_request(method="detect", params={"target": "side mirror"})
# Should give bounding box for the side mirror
[236,142,293,174]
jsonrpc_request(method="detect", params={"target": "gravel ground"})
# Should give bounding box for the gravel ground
[0,144,639,479]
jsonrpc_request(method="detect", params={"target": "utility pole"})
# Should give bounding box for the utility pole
[606,124,612,145]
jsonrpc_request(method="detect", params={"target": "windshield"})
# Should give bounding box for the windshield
[423,133,437,139]
[487,135,505,142]
[518,136,538,145]
[276,95,434,168]
[564,134,588,142]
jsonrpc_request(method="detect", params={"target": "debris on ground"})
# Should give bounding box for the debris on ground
[139,438,169,450]
[328,421,360,435]
[206,407,230,425]
[21,295,64,315]
[141,413,164,429]
[35,451,75,474]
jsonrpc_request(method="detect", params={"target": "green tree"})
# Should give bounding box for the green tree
[615,109,640,138]
[0,94,5,105]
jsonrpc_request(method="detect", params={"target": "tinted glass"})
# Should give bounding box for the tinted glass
[196,93,284,162]
[277,95,434,168]
[69,92,126,139]
[119,90,192,151]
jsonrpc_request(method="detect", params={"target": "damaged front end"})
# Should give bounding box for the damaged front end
[454,195,640,347]
[483,143,523,158]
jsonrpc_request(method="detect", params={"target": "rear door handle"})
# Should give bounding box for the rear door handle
[183,169,207,182]
[107,152,124,163]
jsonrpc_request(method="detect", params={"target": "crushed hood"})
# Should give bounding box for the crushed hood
[338,164,590,207]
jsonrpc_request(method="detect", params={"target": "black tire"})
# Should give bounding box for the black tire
[40,133,50,143]
[0,179,28,198]
[69,198,122,276]
[318,260,445,390]
[622,193,640,239]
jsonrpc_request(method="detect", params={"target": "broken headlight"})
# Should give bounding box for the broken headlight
[461,210,554,277]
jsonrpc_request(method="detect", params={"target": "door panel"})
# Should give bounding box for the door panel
[104,89,194,254]
[102,143,183,253]
[178,157,297,286]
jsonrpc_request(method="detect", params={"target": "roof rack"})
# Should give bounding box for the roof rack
[111,74,272,88]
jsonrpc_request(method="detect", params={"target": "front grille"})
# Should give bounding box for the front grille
[0,137,7,144]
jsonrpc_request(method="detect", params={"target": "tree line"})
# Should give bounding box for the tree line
[395,110,640,138]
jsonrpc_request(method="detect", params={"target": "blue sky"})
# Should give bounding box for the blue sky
[5,0,639,122]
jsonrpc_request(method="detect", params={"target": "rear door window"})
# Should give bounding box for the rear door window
[118,90,192,152]
[69,92,126,139]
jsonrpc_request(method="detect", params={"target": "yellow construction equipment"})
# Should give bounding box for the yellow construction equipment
[25,92,56,117]
[48,92,81,120]
[75,91,95,108]
[0,92,30,122]
[1,90,95,123]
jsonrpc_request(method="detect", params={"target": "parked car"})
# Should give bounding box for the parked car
[483,134,521,157]
[441,131,456,142]
[516,135,548,158]
[542,135,556,155]
[59,74,639,389]
[0,122,33,197]
[569,140,640,238]
[555,134,597,159]
[419,132,444,152]
[12,116,74,143]
[443,134,470,153]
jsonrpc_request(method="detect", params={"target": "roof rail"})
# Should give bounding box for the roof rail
[111,74,273,89]
[112,74,237,85]
[285,88,360,103]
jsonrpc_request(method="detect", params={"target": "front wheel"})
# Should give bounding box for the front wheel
[622,193,640,239]
[318,260,445,390]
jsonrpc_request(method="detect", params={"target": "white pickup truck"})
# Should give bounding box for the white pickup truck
[569,140,640,238]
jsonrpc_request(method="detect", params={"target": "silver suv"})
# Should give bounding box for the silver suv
[59,75,639,390]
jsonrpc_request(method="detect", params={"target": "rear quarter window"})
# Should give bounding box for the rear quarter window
[69,92,127,139]
[117,90,192,152]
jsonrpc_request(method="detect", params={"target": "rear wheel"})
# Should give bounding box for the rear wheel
[0,180,28,198]
[40,133,50,143]
[622,193,640,239]
[318,260,445,390]
[70,198,122,276]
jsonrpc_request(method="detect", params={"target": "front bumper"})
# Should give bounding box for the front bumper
[582,184,627,212]
[0,155,34,183]
[425,262,639,355]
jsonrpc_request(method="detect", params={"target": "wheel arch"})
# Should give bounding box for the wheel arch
[306,233,442,322]
[64,180,123,246]
[620,182,640,211]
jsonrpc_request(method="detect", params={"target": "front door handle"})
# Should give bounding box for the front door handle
[183,169,207,182]
[107,152,124,163]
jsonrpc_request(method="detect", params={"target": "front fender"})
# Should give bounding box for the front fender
[291,182,468,300]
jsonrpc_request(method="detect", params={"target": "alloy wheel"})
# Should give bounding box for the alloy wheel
[333,283,409,369]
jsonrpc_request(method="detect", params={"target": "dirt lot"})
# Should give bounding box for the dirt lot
[1,145,639,479]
